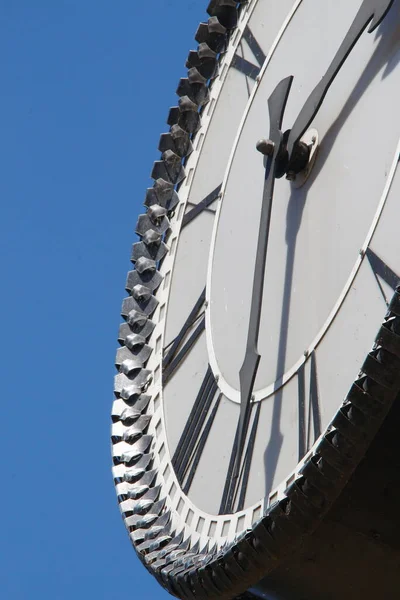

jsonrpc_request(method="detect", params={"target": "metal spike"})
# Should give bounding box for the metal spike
[178,95,198,113]
[154,178,176,205]
[135,468,157,488]
[135,256,157,275]
[130,529,146,544]
[125,333,146,351]
[167,549,187,563]
[123,428,143,445]
[121,295,158,320]
[136,213,170,237]
[176,78,209,107]
[162,150,185,184]
[167,106,180,127]
[146,535,173,554]
[143,229,163,245]
[121,452,152,478]
[151,160,169,182]
[152,510,170,529]
[124,467,147,484]
[120,358,143,376]
[126,268,163,294]
[131,394,151,412]
[198,42,217,59]
[131,241,167,265]
[119,406,142,424]
[145,525,169,541]
[125,414,151,435]
[114,373,151,400]
[177,96,201,134]
[127,485,149,500]
[120,384,143,402]
[131,498,154,515]
[126,309,148,328]
[188,67,207,85]
[118,449,143,465]
[128,512,159,529]
[116,345,141,364]
[131,285,153,303]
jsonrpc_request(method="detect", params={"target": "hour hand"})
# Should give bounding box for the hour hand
[232,76,294,482]
[286,0,395,163]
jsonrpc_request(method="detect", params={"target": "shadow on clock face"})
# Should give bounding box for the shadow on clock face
[309,2,400,187]
[263,179,308,496]
[263,4,400,497]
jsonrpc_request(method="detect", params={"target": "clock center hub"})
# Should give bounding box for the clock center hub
[287,128,319,189]
[256,129,319,188]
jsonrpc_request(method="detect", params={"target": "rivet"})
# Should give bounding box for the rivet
[256,139,274,156]
[286,171,297,182]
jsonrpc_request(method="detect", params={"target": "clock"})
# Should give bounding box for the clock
[111,1,400,598]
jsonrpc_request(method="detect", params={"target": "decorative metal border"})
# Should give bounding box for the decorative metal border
[111,1,400,598]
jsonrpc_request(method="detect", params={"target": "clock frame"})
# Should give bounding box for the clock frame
[111,1,400,598]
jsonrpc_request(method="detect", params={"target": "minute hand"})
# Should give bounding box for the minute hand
[287,0,395,159]
[233,76,294,482]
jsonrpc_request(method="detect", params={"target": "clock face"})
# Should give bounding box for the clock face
[112,0,400,591]
[161,0,400,523]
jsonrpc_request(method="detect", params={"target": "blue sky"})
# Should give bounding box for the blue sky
[0,2,206,598]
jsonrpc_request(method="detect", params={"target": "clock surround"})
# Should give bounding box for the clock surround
[111,2,400,598]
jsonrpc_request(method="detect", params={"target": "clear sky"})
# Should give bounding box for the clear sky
[0,2,206,598]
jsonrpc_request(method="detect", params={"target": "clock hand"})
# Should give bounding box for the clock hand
[233,76,294,483]
[286,0,395,165]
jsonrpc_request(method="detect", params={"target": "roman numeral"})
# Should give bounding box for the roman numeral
[297,351,322,461]
[365,247,400,306]
[181,184,222,229]
[172,366,221,494]
[219,401,261,515]
[162,288,206,385]
[232,25,266,81]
